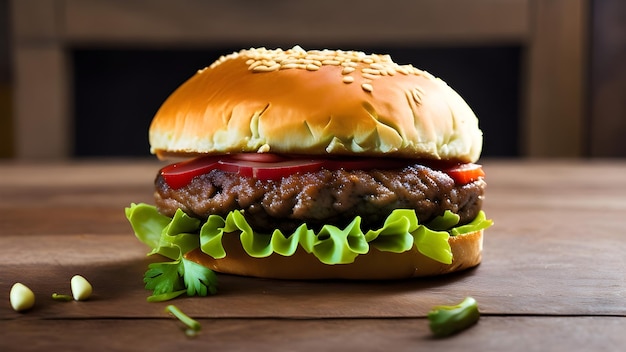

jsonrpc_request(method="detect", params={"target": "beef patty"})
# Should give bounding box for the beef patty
[154,164,486,233]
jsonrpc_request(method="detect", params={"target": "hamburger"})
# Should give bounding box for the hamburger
[126,46,492,294]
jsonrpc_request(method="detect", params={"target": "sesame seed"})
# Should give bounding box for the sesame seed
[308,58,324,65]
[322,59,341,65]
[248,60,264,69]
[280,58,295,64]
[251,65,269,72]
[262,59,277,66]
[306,63,320,71]
[342,67,356,74]
[362,68,381,75]
[396,67,410,75]
[252,64,280,72]
[342,76,355,83]
[362,73,380,80]
[361,83,373,92]
[216,46,433,85]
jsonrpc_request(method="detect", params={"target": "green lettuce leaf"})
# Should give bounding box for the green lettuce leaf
[449,211,493,236]
[413,226,453,264]
[126,203,492,267]
[125,203,172,251]
[199,209,426,265]
[126,203,201,260]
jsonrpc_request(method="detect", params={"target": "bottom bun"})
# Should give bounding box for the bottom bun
[184,230,483,280]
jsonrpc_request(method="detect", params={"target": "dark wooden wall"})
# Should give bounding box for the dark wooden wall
[589,0,626,157]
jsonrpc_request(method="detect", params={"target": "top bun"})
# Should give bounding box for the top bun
[149,46,483,162]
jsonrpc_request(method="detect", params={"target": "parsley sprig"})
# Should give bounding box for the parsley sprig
[145,257,217,302]
[125,204,218,301]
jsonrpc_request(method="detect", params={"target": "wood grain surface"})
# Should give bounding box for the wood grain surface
[1,159,625,351]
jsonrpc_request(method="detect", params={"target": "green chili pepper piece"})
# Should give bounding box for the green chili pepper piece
[428,296,480,337]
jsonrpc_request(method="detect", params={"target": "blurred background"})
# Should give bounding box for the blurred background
[0,0,624,159]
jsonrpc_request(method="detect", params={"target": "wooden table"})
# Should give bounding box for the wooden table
[1,159,625,351]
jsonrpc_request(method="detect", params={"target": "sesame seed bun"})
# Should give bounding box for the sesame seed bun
[149,46,483,162]
[183,229,484,280]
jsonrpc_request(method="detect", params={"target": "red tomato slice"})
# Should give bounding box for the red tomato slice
[441,163,485,184]
[160,153,484,189]
[217,158,326,179]
[160,155,329,188]
[229,153,288,163]
[160,156,222,189]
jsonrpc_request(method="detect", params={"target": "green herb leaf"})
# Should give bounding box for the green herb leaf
[181,257,218,296]
[147,290,187,302]
[142,258,218,301]
[144,260,185,296]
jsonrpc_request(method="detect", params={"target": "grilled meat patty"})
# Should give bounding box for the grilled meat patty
[154,164,486,233]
